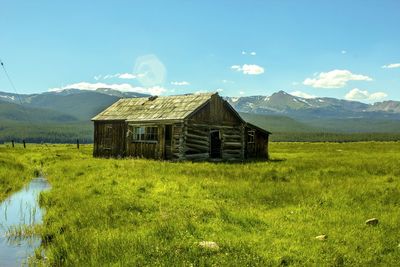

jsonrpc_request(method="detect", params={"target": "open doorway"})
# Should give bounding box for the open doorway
[210,130,222,158]
[164,125,172,159]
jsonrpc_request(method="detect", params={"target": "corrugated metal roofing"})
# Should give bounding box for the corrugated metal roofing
[92,93,215,121]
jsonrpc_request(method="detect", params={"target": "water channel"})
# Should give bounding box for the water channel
[0,177,50,266]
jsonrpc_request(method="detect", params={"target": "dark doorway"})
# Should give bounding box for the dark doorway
[210,130,222,158]
[164,125,172,159]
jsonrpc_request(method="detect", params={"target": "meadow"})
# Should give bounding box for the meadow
[0,142,399,266]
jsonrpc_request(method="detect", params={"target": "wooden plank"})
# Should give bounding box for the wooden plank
[186,143,208,152]
[223,142,241,147]
[186,138,209,146]
[186,133,208,141]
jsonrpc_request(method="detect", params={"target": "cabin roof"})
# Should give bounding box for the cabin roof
[246,122,272,135]
[92,93,216,121]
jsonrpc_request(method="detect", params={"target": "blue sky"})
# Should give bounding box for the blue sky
[1,0,400,101]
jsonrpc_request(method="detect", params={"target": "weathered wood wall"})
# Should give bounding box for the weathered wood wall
[185,95,245,161]
[93,121,126,157]
[245,127,269,160]
[124,123,185,160]
[189,94,240,125]
[126,124,163,159]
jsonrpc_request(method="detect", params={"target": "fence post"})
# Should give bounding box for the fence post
[77,139,80,149]
[11,140,14,148]
[23,140,26,148]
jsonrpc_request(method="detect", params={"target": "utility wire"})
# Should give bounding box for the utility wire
[1,59,26,107]
[0,59,52,150]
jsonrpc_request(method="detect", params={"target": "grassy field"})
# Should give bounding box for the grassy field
[0,146,42,201]
[1,142,400,266]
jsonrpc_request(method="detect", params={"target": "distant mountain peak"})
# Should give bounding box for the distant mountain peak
[225,90,400,118]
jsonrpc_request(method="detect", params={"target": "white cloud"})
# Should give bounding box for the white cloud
[170,81,190,86]
[369,92,388,100]
[103,74,119,79]
[345,88,387,101]
[94,73,145,80]
[119,73,139,79]
[382,63,400,69]
[231,64,264,75]
[49,82,166,95]
[303,69,372,88]
[216,88,224,92]
[242,64,264,75]
[239,91,245,95]
[290,91,316,99]
[242,51,256,56]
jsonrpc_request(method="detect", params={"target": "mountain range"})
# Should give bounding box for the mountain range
[0,88,400,143]
[226,91,400,119]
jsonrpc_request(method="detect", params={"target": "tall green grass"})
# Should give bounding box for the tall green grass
[1,142,400,265]
[0,145,44,201]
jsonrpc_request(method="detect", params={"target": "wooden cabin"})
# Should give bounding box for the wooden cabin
[92,93,270,161]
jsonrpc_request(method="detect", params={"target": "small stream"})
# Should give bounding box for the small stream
[0,177,50,266]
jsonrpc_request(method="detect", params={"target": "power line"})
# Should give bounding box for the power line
[0,59,51,150]
[0,59,25,107]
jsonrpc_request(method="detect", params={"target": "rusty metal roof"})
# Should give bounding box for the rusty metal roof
[92,93,216,121]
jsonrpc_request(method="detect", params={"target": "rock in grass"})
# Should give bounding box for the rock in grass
[315,234,328,241]
[199,241,219,250]
[365,218,379,226]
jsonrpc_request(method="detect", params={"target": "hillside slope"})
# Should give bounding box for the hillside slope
[0,100,77,123]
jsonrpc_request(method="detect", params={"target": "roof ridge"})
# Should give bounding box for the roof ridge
[92,92,216,121]
[120,92,216,100]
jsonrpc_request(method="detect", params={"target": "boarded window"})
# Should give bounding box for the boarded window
[132,126,158,141]
[248,130,255,144]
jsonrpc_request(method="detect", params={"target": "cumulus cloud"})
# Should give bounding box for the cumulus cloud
[250,51,256,56]
[49,82,166,95]
[231,64,264,75]
[290,91,316,99]
[216,88,224,92]
[382,63,400,69]
[345,88,387,101]
[303,69,372,88]
[170,81,190,86]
